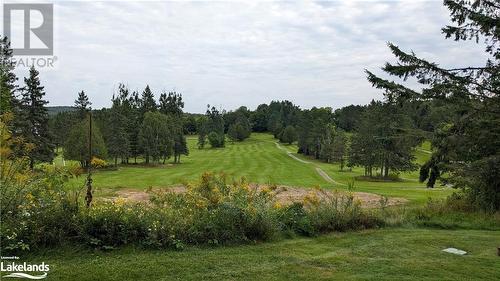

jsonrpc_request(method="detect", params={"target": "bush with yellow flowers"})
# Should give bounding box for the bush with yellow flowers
[90,157,107,169]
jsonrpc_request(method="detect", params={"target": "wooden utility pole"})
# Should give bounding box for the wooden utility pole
[85,111,93,208]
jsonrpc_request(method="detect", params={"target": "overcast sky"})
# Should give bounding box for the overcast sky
[10,0,487,113]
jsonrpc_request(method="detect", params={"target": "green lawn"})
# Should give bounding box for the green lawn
[67,133,451,204]
[27,228,500,280]
[24,134,497,281]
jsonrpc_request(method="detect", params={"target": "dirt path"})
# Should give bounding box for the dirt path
[417,148,432,154]
[274,142,345,185]
[274,142,310,163]
[315,167,346,186]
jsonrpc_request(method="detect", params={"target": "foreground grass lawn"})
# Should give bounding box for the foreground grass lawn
[29,228,500,280]
[66,133,451,204]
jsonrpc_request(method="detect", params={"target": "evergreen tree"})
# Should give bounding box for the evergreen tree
[128,89,142,163]
[107,105,130,166]
[225,107,251,142]
[159,91,184,117]
[208,131,223,148]
[159,91,188,163]
[18,66,54,168]
[141,85,157,114]
[74,90,91,119]
[197,115,208,149]
[173,133,188,163]
[183,115,197,135]
[266,100,301,137]
[349,101,417,178]
[0,36,18,114]
[319,124,336,163]
[333,105,365,132]
[227,122,250,142]
[296,107,333,159]
[250,104,269,132]
[332,130,347,170]
[49,111,78,152]
[366,0,500,209]
[204,105,225,148]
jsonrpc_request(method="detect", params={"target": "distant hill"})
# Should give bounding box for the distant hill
[47,106,76,116]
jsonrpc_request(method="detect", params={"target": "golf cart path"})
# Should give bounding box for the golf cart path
[274,142,345,186]
[274,142,310,163]
[417,148,432,154]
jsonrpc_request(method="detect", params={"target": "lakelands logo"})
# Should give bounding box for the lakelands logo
[1,261,49,279]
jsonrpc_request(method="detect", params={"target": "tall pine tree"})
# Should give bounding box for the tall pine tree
[366,0,500,210]
[141,85,157,114]
[159,91,188,163]
[18,66,54,168]
[0,36,18,114]
[74,90,91,119]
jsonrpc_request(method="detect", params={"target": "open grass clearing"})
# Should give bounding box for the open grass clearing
[27,228,500,281]
[67,133,452,205]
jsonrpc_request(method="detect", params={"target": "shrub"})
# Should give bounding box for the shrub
[277,202,314,236]
[407,193,500,230]
[91,157,107,169]
[305,190,384,233]
[228,122,251,142]
[1,170,385,254]
[208,131,224,148]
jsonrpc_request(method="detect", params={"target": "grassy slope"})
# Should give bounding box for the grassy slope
[31,135,498,280]
[30,228,500,280]
[66,133,451,204]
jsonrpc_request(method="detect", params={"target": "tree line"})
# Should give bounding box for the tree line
[52,85,189,166]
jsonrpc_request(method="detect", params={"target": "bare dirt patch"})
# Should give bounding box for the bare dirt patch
[109,185,407,208]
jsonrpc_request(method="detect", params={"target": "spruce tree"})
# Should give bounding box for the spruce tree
[332,130,347,170]
[18,66,54,168]
[205,105,225,147]
[366,0,500,209]
[141,85,157,114]
[107,108,129,166]
[159,91,188,163]
[0,36,18,114]
[74,90,91,119]
[159,91,184,117]
[129,90,142,162]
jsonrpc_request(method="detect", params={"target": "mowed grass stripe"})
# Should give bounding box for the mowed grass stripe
[69,133,452,203]
[33,228,500,281]
[74,133,321,190]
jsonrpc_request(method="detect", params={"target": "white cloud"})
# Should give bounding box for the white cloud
[12,0,488,112]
